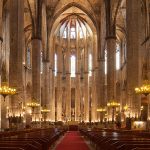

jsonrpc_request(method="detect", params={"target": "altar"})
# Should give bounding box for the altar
[67,121,79,131]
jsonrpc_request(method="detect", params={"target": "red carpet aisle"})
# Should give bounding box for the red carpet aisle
[55,131,90,150]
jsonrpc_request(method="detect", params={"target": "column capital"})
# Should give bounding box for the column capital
[105,36,116,40]
[31,36,42,41]
[57,71,62,74]
[76,72,81,75]
[0,36,3,42]
[98,58,105,62]
[84,71,89,74]
[43,59,50,63]
[94,67,99,70]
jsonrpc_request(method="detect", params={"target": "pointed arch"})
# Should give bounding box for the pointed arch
[49,2,98,34]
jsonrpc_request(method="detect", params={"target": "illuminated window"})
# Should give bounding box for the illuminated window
[54,54,57,76]
[63,28,67,38]
[123,42,126,63]
[71,55,76,77]
[89,54,92,76]
[105,50,107,74]
[27,47,30,67]
[70,27,76,39]
[79,28,84,38]
[116,44,120,70]
[41,52,43,74]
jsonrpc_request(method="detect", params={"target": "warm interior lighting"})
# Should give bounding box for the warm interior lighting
[107,99,120,123]
[97,108,106,112]
[27,98,40,108]
[141,106,144,111]
[135,80,150,96]
[107,101,120,107]
[123,105,129,111]
[27,102,40,108]
[41,108,50,113]
[0,82,16,100]
[41,106,50,122]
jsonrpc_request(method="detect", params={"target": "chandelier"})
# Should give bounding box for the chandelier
[27,102,40,108]
[107,101,120,107]
[135,80,150,96]
[97,107,106,112]
[107,99,120,123]
[41,106,50,122]
[123,104,129,111]
[0,82,16,100]
[27,98,40,111]
[41,108,50,113]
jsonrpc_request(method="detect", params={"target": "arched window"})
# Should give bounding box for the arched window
[41,52,43,74]
[27,47,31,67]
[63,28,67,38]
[79,27,84,38]
[54,54,57,76]
[89,54,92,76]
[71,55,76,77]
[70,27,76,39]
[123,42,127,63]
[116,44,120,70]
[105,50,107,74]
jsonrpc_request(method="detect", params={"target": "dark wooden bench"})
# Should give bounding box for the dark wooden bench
[117,144,150,150]
[0,147,24,150]
[0,128,65,150]
[80,129,150,150]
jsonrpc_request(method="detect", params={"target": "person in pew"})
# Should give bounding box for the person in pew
[25,124,31,129]
[54,126,58,133]
[116,121,121,129]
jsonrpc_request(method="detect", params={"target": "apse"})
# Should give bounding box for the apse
[49,6,98,122]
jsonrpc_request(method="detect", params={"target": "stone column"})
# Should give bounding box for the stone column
[0,0,3,39]
[42,60,50,116]
[56,39,63,121]
[91,70,97,122]
[98,12,106,109]
[91,33,97,122]
[9,0,24,118]
[99,60,105,104]
[0,0,3,72]
[84,30,89,122]
[0,39,2,75]
[41,1,50,120]
[65,27,71,121]
[95,59,105,122]
[49,37,56,122]
[106,37,116,101]
[1,11,10,129]
[30,38,41,124]
[75,25,81,121]
[31,39,41,103]
[126,0,141,116]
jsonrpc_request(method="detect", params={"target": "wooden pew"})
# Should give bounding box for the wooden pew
[0,128,65,150]
[80,129,150,150]
[0,147,24,150]
[117,144,150,150]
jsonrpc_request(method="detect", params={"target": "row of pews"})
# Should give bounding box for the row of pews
[0,128,65,150]
[80,128,150,150]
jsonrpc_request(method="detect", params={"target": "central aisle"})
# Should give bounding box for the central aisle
[55,131,90,150]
